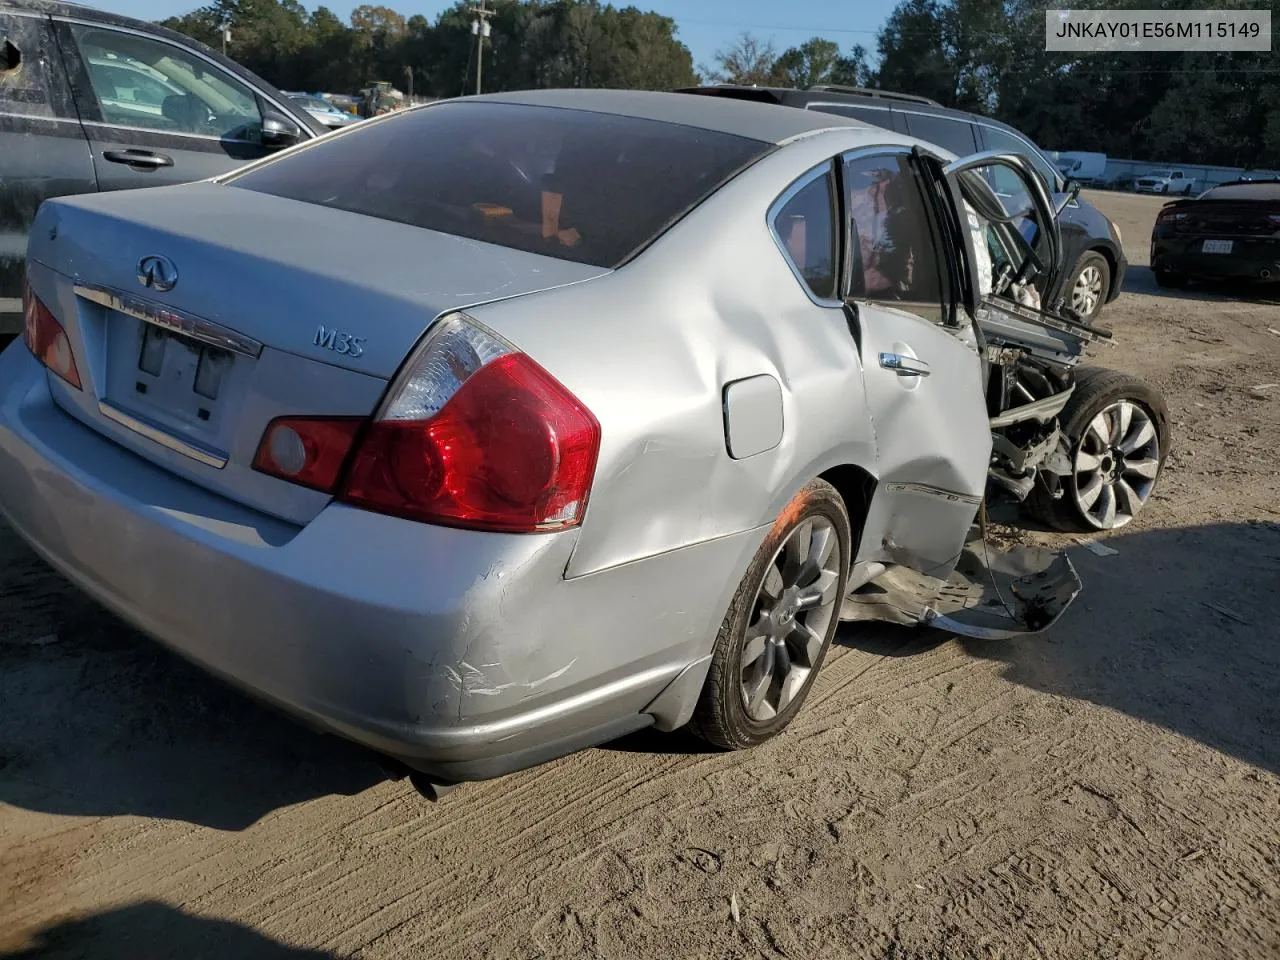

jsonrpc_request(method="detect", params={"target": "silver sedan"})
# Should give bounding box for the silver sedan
[0,90,1167,790]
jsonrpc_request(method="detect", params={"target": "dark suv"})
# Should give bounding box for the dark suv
[680,85,1127,321]
[1,0,328,335]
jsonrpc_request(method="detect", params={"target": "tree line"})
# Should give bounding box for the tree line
[163,0,1277,168]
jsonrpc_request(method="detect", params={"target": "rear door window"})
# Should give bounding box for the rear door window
[805,102,896,134]
[229,101,771,269]
[902,113,978,157]
[979,125,1060,193]
[842,152,950,325]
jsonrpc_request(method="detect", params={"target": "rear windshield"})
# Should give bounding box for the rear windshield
[1202,181,1280,201]
[228,100,771,268]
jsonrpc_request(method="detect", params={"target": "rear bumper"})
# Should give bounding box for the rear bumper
[0,343,756,780]
[1152,238,1280,282]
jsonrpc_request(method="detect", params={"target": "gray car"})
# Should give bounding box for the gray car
[0,0,327,336]
[0,91,1169,791]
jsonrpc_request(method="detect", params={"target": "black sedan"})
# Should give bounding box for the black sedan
[1151,180,1280,288]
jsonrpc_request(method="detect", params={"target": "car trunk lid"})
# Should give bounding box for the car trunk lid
[25,184,608,525]
[1164,198,1280,239]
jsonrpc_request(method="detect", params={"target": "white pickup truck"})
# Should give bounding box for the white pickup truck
[1135,170,1197,196]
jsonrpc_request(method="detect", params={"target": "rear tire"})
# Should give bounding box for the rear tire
[691,479,850,751]
[1154,266,1187,288]
[1026,367,1170,532]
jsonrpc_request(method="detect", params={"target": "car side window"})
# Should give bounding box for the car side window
[68,24,262,141]
[0,13,76,119]
[805,102,896,135]
[770,164,839,301]
[842,153,949,325]
[981,125,1059,193]
[903,113,978,157]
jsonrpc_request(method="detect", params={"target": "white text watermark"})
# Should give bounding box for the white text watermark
[1046,9,1271,52]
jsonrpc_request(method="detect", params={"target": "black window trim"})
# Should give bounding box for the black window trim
[52,14,307,144]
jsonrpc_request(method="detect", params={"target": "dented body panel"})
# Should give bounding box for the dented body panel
[0,89,1107,780]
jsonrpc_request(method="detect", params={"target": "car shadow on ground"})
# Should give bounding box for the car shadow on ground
[2,520,1276,831]
[1123,265,1280,306]
[1,901,340,959]
[839,520,1280,777]
[0,523,393,830]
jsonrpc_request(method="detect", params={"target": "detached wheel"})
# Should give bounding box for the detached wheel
[1066,251,1110,321]
[692,479,850,750]
[1027,367,1170,532]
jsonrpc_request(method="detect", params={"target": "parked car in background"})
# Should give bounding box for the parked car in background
[1151,179,1280,287]
[0,90,1167,791]
[678,84,1127,323]
[1136,169,1195,195]
[284,91,360,129]
[0,0,327,336]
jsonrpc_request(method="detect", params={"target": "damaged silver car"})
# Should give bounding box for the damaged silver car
[0,91,1169,790]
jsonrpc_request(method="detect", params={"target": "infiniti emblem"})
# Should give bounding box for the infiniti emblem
[137,255,179,292]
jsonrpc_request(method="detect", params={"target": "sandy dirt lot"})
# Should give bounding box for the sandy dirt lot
[1,191,1278,959]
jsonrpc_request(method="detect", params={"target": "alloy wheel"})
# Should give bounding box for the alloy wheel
[738,516,842,722]
[1071,264,1104,317]
[1072,400,1161,529]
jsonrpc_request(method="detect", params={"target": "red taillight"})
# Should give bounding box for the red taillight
[339,315,600,533]
[22,280,81,390]
[252,416,364,492]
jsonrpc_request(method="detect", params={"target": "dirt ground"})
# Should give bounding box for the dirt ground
[1,191,1278,960]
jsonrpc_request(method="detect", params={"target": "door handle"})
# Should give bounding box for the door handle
[879,352,931,377]
[103,150,174,169]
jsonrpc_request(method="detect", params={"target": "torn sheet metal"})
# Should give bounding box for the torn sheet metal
[841,538,1081,639]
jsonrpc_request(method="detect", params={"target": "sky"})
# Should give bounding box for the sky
[99,0,900,72]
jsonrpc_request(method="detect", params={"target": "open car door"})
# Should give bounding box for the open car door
[842,150,1087,639]
[940,149,1064,321]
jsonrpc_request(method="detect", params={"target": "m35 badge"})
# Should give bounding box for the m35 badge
[314,325,366,358]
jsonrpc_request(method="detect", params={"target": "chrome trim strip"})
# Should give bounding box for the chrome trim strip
[80,120,261,146]
[98,401,228,469]
[884,481,982,506]
[0,112,83,125]
[75,285,262,358]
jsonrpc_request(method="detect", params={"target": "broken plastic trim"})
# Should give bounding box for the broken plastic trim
[925,541,1082,639]
[841,538,1081,640]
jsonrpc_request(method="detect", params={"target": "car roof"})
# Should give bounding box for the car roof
[468,88,868,145]
[679,84,1040,146]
